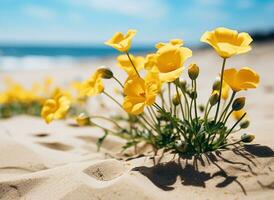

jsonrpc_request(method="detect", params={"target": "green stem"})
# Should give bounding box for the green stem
[224,112,247,139]
[90,115,122,129]
[194,80,198,123]
[112,76,124,88]
[140,114,157,132]
[168,83,172,113]
[181,89,190,120]
[175,83,185,120]
[126,51,140,77]
[204,105,213,124]
[159,91,166,109]
[214,58,227,123]
[103,91,123,110]
[203,99,210,120]
[147,107,157,125]
[218,91,236,123]
[223,109,233,125]
[90,121,118,134]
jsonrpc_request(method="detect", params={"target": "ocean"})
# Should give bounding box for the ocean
[0,45,153,71]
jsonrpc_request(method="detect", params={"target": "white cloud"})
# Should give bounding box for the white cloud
[68,0,167,19]
[22,5,56,20]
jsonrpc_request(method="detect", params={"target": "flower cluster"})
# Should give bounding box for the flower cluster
[41,27,259,155]
[0,77,87,119]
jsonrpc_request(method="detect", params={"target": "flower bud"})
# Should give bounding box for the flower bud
[232,97,245,111]
[188,64,199,80]
[209,91,219,106]
[240,119,250,129]
[172,93,181,106]
[175,140,188,152]
[189,89,197,99]
[241,133,255,143]
[76,113,90,126]
[97,68,113,79]
[212,77,221,91]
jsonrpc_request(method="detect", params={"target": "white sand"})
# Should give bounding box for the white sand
[0,42,273,199]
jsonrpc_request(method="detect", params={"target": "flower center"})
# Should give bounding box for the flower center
[139,92,146,97]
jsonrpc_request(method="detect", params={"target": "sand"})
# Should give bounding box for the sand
[0,42,274,199]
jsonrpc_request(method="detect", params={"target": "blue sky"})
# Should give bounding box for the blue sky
[0,0,273,46]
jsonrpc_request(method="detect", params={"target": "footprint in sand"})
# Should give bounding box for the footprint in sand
[32,132,49,137]
[83,159,127,181]
[37,142,73,151]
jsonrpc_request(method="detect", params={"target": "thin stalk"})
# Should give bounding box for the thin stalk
[90,115,123,129]
[140,114,157,132]
[214,58,227,123]
[218,91,236,123]
[159,91,166,109]
[90,121,118,134]
[147,107,157,125]
[150,106,158,118]
[103,91,123,110]
[224,113,247,139]
[112,76,124,88]
[181,89,190,120]
[204,105,213,124]
[194,80,198,123]
[126,51,140,77]
[168,83,172,113]
[223,109,234,125]
[175,84,185,120]
[203,99,210,120]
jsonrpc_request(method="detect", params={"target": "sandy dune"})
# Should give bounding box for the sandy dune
[0,42,274,199]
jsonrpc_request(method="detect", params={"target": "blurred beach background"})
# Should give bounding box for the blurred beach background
[0,0,274,71]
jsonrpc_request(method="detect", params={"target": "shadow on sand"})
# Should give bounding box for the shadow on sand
[132,144,274,194]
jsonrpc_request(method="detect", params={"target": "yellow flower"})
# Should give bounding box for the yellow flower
[232,109,246,121]
[201,27,252,58]
[81,71,104,97]
[223,67,259,92]
[123,72,160,115]
[144,44,192,82]
[41,94,71,124]
[221,81,230,100]
[117,54,144,76]
[0,92,9,104]
[105,29,137,52]
[155,39,184,49]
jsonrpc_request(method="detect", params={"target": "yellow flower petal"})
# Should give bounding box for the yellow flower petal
[105,29,137,52]
[201,27,253,58]
[223,67,259,92]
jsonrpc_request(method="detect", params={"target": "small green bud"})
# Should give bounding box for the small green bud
[175,140,188,152]
[240,119,250,129]
[172,93,181,106]
[209,91,219,106]
[241,133,255,143]
[188,64,200,80]
[97,68,113,79]
[76,113,90,126]
[232,97,246,111]
[189,89,197,99]
[212,78,221,91]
